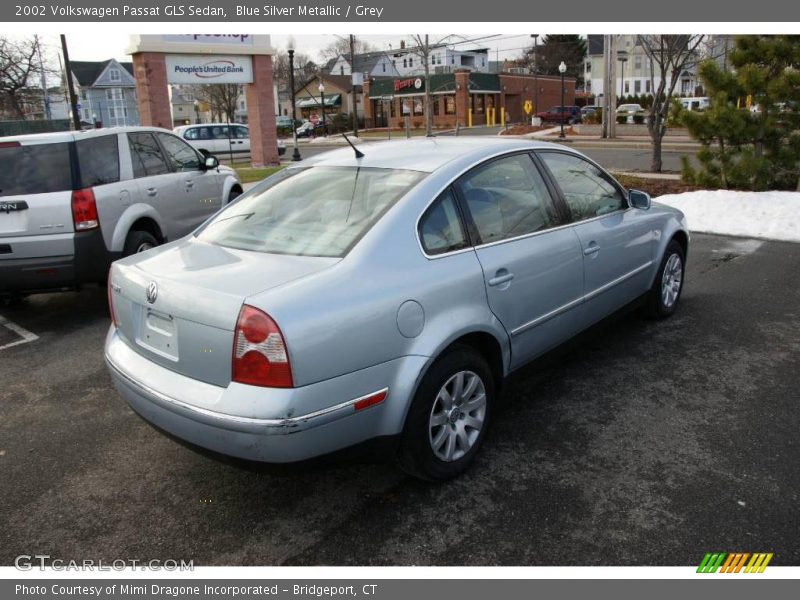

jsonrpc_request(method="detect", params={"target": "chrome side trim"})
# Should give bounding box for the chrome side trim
[510,296,584,337]
[510,261,653,337]
[106,357,388,436]
[583,261,653,302]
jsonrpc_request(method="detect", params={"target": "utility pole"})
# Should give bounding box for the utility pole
[602,34,618,139]
[349,34,358,137]
[60,35,81,130]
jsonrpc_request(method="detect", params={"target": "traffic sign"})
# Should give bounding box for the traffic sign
[524,100,533,115]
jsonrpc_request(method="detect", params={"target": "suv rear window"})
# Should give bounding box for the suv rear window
[0,142,72,197]
[197,166,426,258]
[76,135,120,187]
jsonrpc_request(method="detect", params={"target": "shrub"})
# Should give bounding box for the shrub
[616,114,628,125]
[633,113,645,124]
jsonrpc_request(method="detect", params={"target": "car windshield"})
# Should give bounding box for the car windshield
[197,166,426,258]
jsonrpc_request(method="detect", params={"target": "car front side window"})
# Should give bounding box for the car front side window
[538,152,627,222]
[127,132,170,178]
[457,153,559,245]
[156,133,201,172]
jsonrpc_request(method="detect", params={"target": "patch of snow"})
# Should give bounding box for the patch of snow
[656,190,800,243]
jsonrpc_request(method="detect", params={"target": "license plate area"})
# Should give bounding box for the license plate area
[135,307,179,361]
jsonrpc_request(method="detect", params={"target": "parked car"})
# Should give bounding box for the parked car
[679,97,710,112]
[105,138,689,480]
[535,105,582,124]
[174,123,286,158]
[0,127,242,297]
[580,105,600,118]
[616,103,645,123]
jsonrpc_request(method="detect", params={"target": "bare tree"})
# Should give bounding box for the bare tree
[320,37,374,62]
[407,35,450,136]
[197,84,241,123]
[273,49,314,89]
[638,35,706,172]
[0,35,48,119]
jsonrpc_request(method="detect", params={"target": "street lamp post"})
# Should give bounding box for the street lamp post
[618,52,628,98]
[193,100,200,124]
[558,61,566,139]
[288,48,301,162]
[318,81,326,137]
[531,34,539,117]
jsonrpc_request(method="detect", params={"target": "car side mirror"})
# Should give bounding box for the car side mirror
[203,155,219,170]
[629,189,651,210]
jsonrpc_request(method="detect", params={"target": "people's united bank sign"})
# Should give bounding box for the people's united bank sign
[165,54,253,84]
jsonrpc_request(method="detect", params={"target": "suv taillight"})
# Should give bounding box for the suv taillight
[71,188,99,231]
[232,305,293,388]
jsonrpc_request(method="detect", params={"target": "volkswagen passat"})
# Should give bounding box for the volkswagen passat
[105,138,688,480]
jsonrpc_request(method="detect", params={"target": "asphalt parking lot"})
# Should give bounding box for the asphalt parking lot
[0,233,798,566]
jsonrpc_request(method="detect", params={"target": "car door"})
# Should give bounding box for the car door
[127,131,189,240]
[155,132,222,228]
[537,151,655,327]
[231,125,250,157]
[455,153,585,369]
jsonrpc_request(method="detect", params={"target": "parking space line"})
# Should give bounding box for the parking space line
[0,314,39,350]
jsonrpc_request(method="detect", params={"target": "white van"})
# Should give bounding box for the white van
[173,123,285,159]
[679,97,710,111]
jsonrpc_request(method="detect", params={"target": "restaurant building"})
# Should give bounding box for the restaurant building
[364,69,575,129]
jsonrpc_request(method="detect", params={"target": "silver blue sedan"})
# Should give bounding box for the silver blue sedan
[105,138,688,480]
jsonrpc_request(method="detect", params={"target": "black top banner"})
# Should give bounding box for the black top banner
[4,0,800,21]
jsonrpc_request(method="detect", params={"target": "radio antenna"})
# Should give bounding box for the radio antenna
[341,133,365,158]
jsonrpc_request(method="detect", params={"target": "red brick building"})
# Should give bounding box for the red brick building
[364,69,575,129]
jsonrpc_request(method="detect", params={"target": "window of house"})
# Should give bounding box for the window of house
[624,81,630,94]
[382,63,386,73]
[646,80,651,93]
[586,62,591,72]
[108,107,116,118]
[340,66,345,75]
[403,59,407,68]
[409,58,413,68]
[445,96,456,115]
[635,56,642,70]
[635,80,641,93]
[109,68,120,81]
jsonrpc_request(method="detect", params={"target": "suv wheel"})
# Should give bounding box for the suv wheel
[123,230,158,257]
[398,345,494,481]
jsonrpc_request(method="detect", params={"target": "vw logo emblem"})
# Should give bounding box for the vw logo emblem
[146,281,158,304]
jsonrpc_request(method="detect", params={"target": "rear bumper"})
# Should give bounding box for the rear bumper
[0,229,115,294]
[104,327,427,463]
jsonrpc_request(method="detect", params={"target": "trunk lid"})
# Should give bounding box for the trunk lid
[111,238,338,386]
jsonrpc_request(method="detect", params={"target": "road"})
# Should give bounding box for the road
[285,139,695,173]
[1,234,798,565]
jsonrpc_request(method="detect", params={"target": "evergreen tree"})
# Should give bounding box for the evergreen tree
[682,35,800,190]
[527,35,587,86]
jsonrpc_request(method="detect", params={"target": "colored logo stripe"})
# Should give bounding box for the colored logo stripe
[698,552,773,573]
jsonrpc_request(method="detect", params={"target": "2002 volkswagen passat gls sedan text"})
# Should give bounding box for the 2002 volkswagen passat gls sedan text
[105,138,688,480]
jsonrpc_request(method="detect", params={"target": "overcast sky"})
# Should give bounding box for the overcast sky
[33,33,536,67]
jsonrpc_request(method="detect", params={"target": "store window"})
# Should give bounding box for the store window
[471,94,485,115]
[445,96,456,115]
[413,98,424,116]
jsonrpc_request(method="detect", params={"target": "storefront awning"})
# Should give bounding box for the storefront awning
[296,94,342,108]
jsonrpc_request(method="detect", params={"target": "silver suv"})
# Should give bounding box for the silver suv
[0,126,242,298]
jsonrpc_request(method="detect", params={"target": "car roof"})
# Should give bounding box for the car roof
[288,137,582,173]
[0,126,174,145]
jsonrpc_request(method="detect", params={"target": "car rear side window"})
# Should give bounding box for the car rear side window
[538,152,626,221]
[457,154,558,245]
[419,189,468,256]
[197,166,426,258]
[0,142,72,197]
[128,132,171,178]
[76,135,120,187]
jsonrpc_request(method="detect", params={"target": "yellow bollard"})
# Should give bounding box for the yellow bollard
[468,108,472,128]
[500,108,505,128]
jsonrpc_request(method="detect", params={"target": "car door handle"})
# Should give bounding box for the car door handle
[146,188,157,197]
[488,272,515,287]
[583,243,600,256]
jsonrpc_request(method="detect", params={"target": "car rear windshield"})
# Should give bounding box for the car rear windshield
[197,166,426,258]
[0,142,72,197]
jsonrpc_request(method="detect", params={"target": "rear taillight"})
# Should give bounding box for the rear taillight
[107,270,116,326]
[232,305,293,388]
[71,188,99,231]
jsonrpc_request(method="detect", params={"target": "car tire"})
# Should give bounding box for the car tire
[398,345,494,481]
[646,239,685,319]
[228,188,241,204]
[123,230,159,257]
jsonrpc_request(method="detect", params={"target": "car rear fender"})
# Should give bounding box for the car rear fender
[110,204,167,253]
